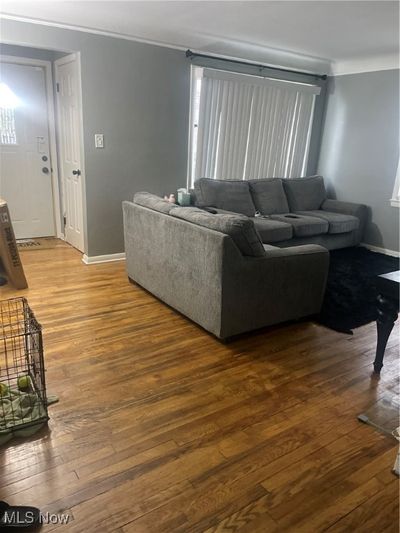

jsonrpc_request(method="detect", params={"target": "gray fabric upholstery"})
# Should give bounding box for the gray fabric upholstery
[216,206,361,248]
[205,207,244,216]
[134,191,175,214]
[197,207,294,244]
[170,206,265,257]
[253,217,293,243]
[123,201,329,339]
[263,244,278,252]
[203,208,293,244]
[321,199,368,245]
[283,176,327,211]
[220,244,329,339]
[249,178,289,215]
[123,201,231,338]
[276,231,359,250]
[295,210,359,234]
[192,177,367,248]
[194,178,256,217]
[270,213,328,237]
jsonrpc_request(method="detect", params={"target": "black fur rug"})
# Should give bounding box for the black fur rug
[317,247,399,334]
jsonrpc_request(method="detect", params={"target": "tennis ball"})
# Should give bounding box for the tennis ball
[17,375,31,390]
[0,383,8,396]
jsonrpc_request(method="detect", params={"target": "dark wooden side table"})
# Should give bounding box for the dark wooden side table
[374,270,399,373]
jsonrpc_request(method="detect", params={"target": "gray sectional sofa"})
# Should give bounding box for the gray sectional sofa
[193,176,368,250]
[123,192,330,339]
[123,176,367,339]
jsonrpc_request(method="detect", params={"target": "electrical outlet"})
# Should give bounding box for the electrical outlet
[95,134,104,148]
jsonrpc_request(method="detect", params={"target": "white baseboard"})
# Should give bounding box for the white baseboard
[360,243,400,258]
[82,252,126,265]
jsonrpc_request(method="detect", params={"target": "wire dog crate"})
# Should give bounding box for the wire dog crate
[0,298,48,443]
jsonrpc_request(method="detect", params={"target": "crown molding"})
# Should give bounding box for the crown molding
[0,13,330,75]
[330,52,399,76]
[0,13,189,52]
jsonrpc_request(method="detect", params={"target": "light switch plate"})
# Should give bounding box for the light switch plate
[95,134,104,148]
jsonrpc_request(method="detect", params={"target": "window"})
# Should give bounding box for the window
[188,67,320,186]
[390,157,400,208]
[0,83,20,145]
[0,107,17,145]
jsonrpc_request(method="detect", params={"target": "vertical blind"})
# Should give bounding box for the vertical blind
[192,68,320,184]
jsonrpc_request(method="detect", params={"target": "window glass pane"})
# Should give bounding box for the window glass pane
[0,107,17,145]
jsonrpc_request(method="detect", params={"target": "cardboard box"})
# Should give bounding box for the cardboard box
[0,198,28,289]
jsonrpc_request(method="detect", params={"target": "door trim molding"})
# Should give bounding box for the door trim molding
[82,253,126,265]
[54,52,87,253]
[0,54,63,239]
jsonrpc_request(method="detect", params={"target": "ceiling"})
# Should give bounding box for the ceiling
[1,1,398,74]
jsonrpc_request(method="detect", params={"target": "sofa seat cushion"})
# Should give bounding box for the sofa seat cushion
[253,217,293,243]
[134,192,174,214]
[170,207,265,257]
[283,176,327,211]
[194,178,256,217]
[295,210,359,234]
[249,178,289,215]
[270,213,328,237]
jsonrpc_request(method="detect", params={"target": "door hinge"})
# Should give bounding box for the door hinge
[63,215,66,228]
[56,82,60,93]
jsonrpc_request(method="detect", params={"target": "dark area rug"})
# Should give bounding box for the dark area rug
[317,247,399,334]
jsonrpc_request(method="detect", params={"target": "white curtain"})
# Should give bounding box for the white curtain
[195,74,253,181]
[193,68,320,183]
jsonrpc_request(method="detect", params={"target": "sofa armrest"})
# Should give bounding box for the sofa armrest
[246,244,329,294]
[322,198,367,217]
[321,199,368,244]
[220,244,329,338]
[262,243,328,259]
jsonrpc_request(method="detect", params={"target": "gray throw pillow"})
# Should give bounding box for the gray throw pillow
[133,192,174,214]
[170,207,265,257]
[249,178,289,215]
[194,178,256,217]
[283,175,327,212]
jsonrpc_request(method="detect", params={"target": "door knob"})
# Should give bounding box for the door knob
[72,169,81,176]
[42,167,49,174]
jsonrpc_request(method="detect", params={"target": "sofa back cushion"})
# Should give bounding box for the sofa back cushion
[283,175,327,212]
[194,178,256,217]
[170,207,265,257]
[134,192,174,214]
[249,178,289,215]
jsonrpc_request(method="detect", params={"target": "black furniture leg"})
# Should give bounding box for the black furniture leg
[374,294,398,373]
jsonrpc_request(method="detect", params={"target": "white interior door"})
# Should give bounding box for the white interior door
[0,62,55,239]
[55,54,85,253]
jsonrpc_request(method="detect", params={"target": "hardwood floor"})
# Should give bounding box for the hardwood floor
[1,241,398,532]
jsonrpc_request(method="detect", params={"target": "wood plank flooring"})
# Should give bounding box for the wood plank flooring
[0,240,398,532]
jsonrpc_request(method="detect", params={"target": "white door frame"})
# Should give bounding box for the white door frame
[54,52,87,254]
[0,54,63,239]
